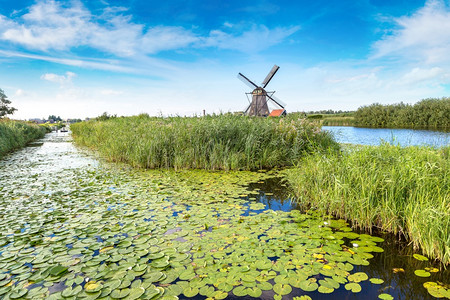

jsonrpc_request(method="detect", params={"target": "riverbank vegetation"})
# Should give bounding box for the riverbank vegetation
[321,115,355,126]
[354,97,449,130]
[0,119,46,159]
[297,97,450,130]
[284,144,450,265]
[71,114,338,170]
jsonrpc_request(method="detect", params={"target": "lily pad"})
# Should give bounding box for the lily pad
[110,288,131,299]
[414,270,431,277]
[273,283,292,295]
[183,286,199,298]
[369,278,384,284]
[345,282,362,293]
[413,254,428,261]
[348,272,368,283]
[378,293,394,300]
[49,265,68,276]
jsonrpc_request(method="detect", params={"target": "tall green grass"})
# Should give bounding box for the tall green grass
[284,144,450,264]
[0,119,46,159]
[71,114,339,170]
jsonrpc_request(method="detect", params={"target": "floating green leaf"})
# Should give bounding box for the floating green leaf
[273,283,292,295]
[369,278,384,284]
[345,282,362,293]
[378,293,394,300]
[348,272,368,283]
[49,265,68,276]
[110,288,131,299]
[414,270,431,277]
[183,286,199,298]
[413,254,428,261]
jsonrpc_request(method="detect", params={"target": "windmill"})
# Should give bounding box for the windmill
[238,65,286,117]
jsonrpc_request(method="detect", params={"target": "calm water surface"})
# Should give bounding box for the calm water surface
[323,126,449,147]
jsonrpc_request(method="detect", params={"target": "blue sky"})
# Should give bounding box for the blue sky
[1,0,449,119]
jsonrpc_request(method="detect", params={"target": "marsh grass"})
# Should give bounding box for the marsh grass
[71,114,339,170]
[284,144,450,264]
[0,119,46,159]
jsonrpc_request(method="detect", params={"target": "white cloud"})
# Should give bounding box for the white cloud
[203,25,300,53]
[141,26,199,54]
[2,0,90,51]
[0,49,141,73]
[0,0,298,57]
[398,67,445,85]
[41,71,76,85]
[372,0,450,64]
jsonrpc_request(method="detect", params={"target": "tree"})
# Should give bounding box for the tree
[48,115,62,122]
[0,89,17,118]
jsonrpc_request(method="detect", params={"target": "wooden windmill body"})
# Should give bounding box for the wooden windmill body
[238,65,286,117]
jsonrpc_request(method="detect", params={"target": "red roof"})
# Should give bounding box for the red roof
[269,109,285,117]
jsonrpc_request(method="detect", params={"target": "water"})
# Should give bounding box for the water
[322,126,449,147]
[0,131,448,299]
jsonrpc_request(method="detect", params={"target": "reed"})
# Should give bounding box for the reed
[284,144,450,264]
[0,119,46,158]
[71,114,339,170]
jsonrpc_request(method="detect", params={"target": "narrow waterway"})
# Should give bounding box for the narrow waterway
[0,132,448,299]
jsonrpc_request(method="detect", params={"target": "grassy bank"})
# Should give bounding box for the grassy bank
[71,114,339,170]
[284,144,450,264]
[0,119,46,159]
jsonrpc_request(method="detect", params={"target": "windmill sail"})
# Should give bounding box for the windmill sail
[267,93,285,109]
[261,65,279,88]
[237,73,258,89]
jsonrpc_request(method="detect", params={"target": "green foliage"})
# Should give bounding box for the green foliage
[354,98,450,129]
[0,119,46,158]
[48,115,62,122]
[71,114,339,170]
[284,144,450,264]
[306,114,323,119]
[321,116,355,126]
[96,112,117,121]
[0,89,17,118]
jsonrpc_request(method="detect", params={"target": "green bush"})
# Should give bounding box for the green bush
[354,97,450,129]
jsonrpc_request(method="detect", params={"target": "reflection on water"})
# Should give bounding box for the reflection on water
[245,176,450,300]
[323,126,449,147]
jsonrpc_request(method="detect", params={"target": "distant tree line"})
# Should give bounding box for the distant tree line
[96,112,117,121]
[305,109,354,115]
[48,115,62,122]
[354,97,450,129]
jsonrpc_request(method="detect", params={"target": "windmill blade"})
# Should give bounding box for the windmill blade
[261,65,279,88]
[238,73,259,89]
[267,93,286,109]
